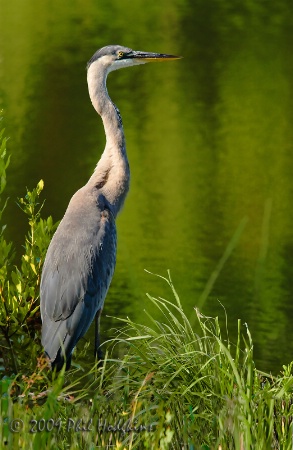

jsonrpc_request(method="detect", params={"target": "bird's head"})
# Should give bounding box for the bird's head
[87,45,181,73]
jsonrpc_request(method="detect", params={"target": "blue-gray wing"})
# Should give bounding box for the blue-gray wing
[40,194,116,364]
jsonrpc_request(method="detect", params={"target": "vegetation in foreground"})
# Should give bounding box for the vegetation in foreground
[1,126,293,449]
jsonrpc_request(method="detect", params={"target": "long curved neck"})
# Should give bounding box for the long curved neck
[86,60,130,217]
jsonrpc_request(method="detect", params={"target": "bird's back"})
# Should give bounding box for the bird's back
[40,185,116,370]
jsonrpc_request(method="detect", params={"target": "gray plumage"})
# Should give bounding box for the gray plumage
[40,45,180,371]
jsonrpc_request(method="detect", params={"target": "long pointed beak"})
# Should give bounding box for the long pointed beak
[129,50,182,62]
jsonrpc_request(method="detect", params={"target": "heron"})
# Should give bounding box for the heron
[40,45,181,371]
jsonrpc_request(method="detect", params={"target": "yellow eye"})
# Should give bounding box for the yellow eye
[118,51,124,58]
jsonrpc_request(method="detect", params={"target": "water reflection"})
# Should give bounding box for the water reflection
[1,0,293,373]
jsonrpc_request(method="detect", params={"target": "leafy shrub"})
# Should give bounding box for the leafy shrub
[0,126,57,374]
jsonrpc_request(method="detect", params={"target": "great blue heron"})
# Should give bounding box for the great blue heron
[40,45,180,371]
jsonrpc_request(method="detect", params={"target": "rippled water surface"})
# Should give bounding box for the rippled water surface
[1,1,293,372]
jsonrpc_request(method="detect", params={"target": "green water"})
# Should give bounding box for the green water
[1,0,293,373]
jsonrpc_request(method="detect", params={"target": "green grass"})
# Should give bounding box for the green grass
[2,274,293,449]
[1,124,293,449]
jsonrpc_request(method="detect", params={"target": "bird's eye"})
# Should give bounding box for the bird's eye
[117,51,124,59]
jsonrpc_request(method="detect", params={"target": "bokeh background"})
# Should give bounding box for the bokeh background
[1,0,293,373]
